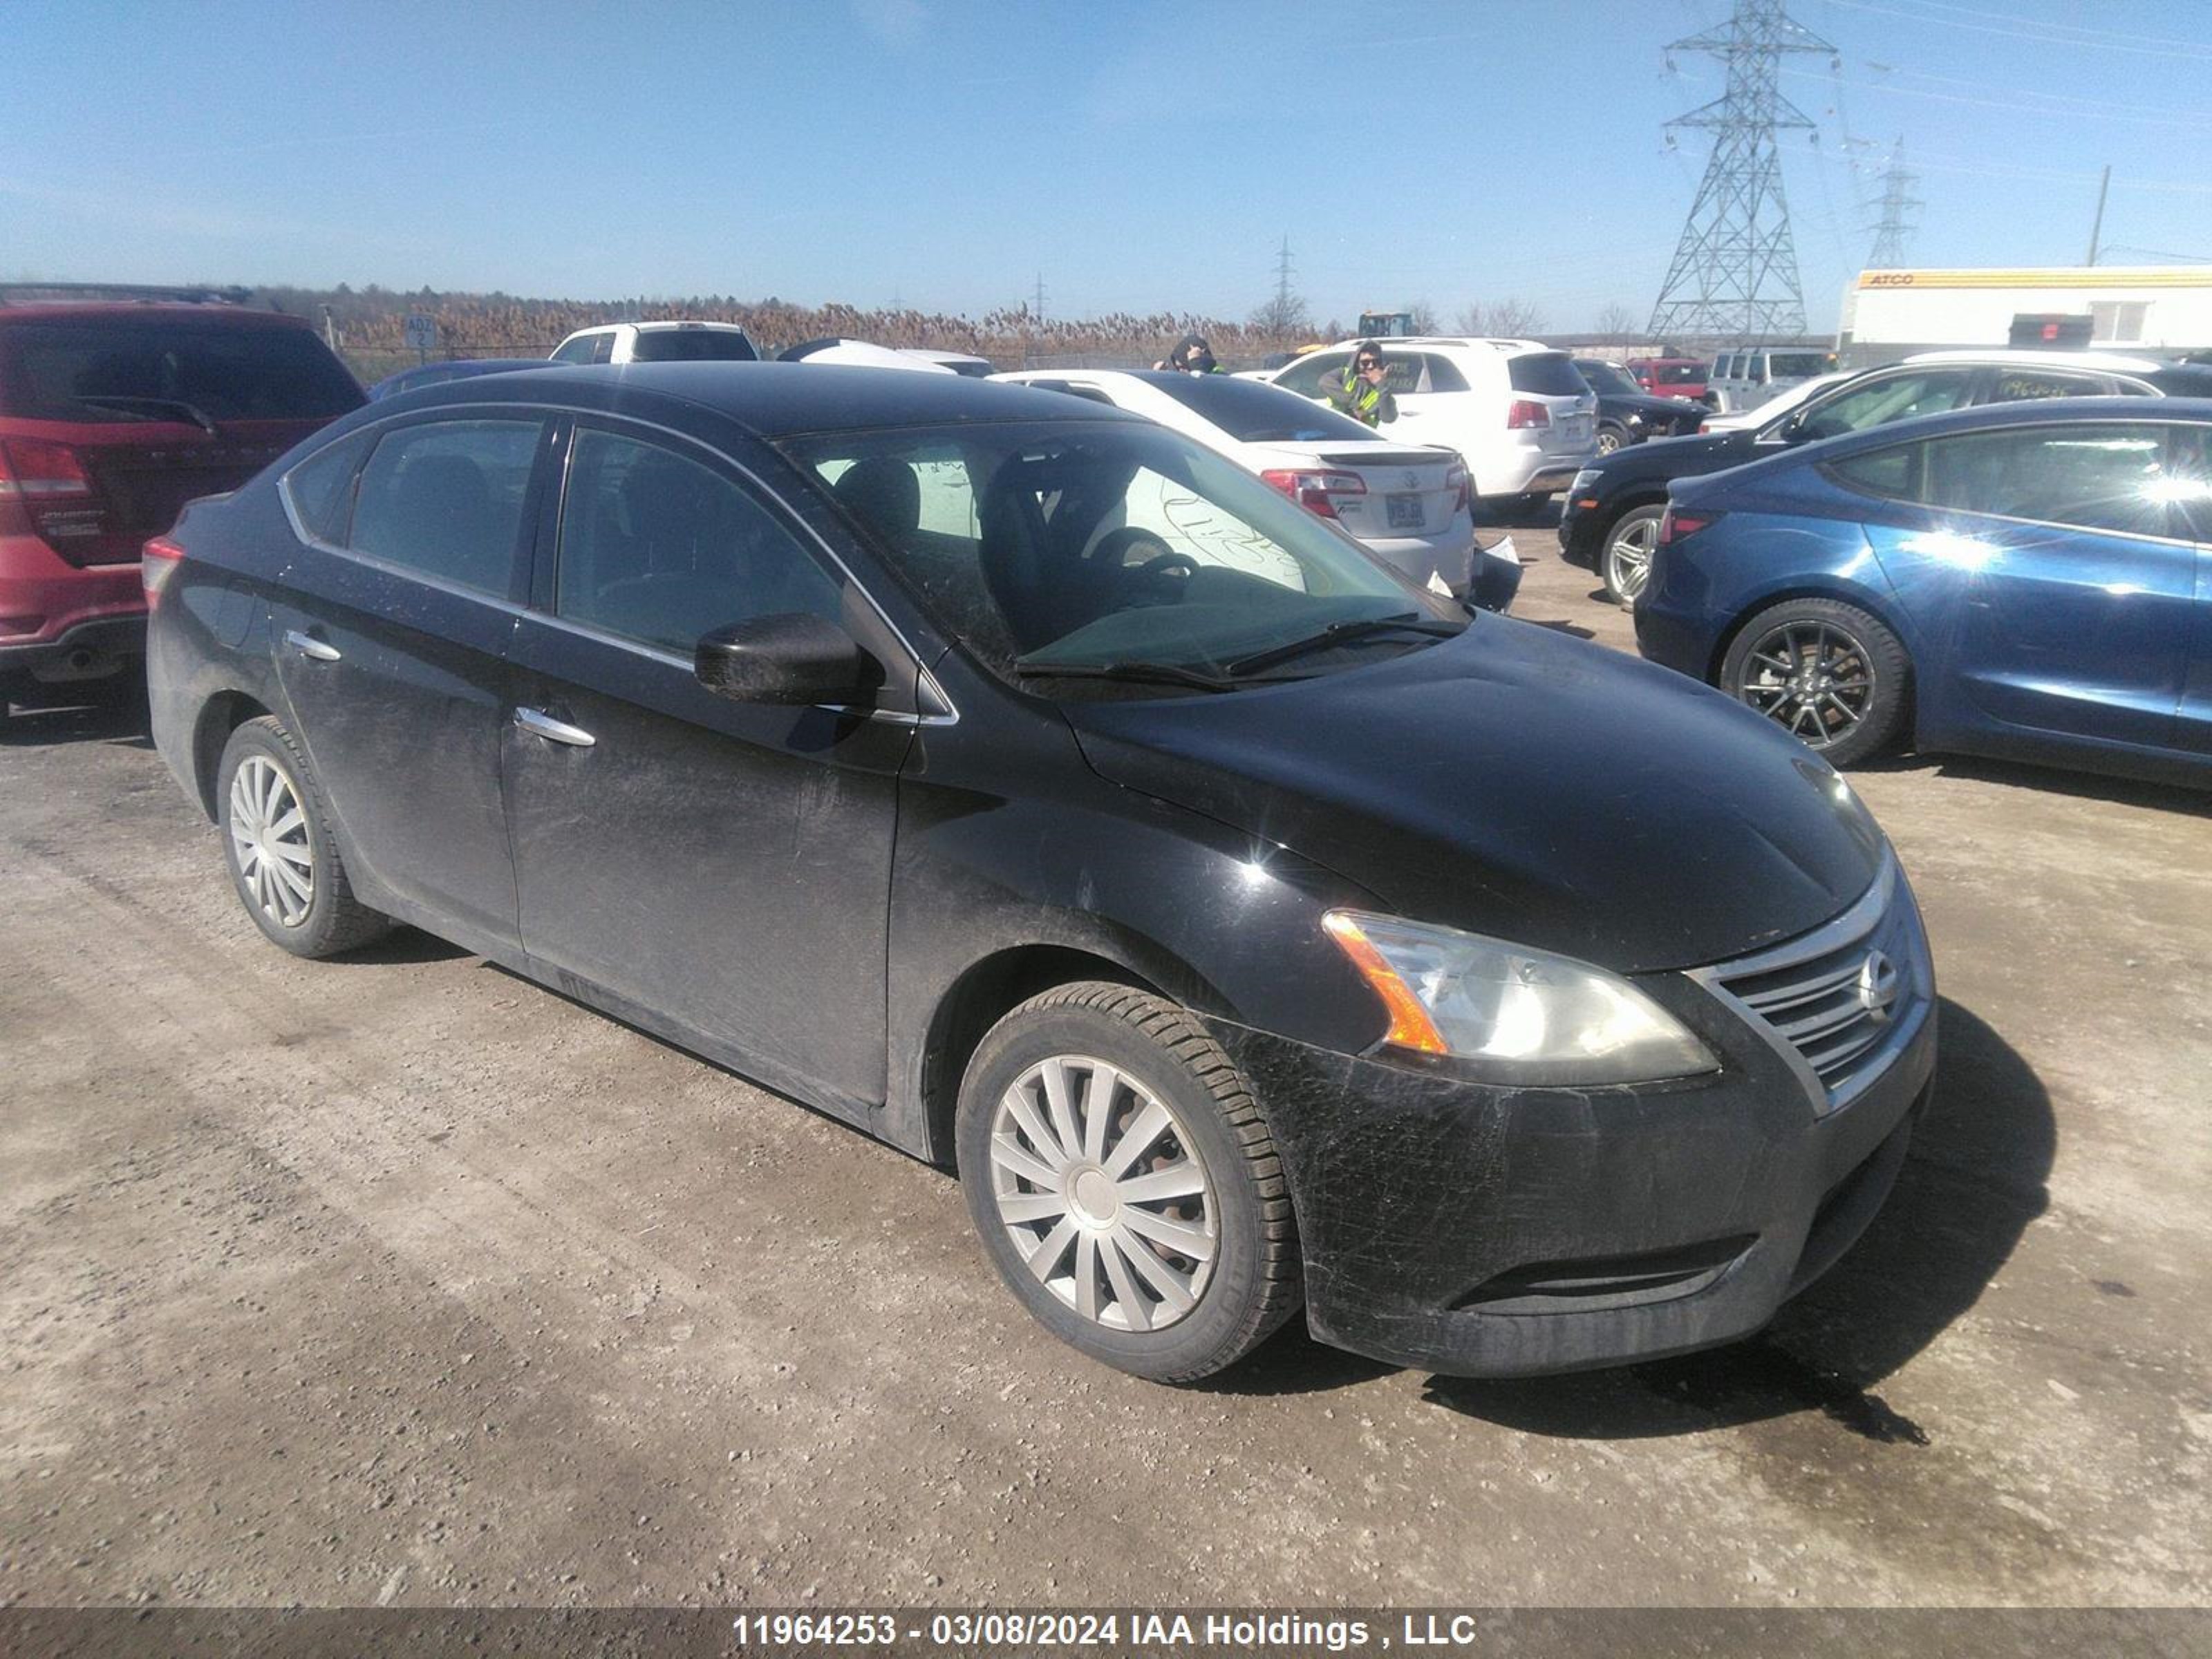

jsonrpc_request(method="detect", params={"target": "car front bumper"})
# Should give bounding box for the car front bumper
[1200,879,1937,1377]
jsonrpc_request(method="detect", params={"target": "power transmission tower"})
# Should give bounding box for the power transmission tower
[1033,272,1047,324]
[1273,236,1295,319]
[1866,138,1922,269]
[1649,0,1835,342]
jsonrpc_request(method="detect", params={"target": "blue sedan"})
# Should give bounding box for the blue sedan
[1635,397,2212,785]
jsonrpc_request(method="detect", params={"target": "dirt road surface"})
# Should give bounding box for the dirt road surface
[4,518,2209,1611]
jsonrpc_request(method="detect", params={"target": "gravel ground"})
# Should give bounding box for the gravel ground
[3,512,2208,1612]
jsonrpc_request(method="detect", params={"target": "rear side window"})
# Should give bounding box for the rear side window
[1923,424,2172,538]
[347,419,543,594]
[628,330,758,363]
[1825,444,1922,503]
[1506,353,1587,397]
[1988,368,2116,402]
[282,428,377,544]
[0,321,364,423]
[554,429,838,654]
[1415,354,1469,393]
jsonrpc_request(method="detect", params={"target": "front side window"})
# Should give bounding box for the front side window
[787,420,1459,692]
[1270,352,1349,399]
[549,334,601,366]
[1922,424,2174,539]
[347,419,542,594]
[1794,370,1974,442]
[555,430,841,655]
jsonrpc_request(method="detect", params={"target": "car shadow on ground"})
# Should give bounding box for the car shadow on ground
[1408,998,2048,1440]
[330,927,476,966]
[1,690,151,748]
[1857,751,2212,818]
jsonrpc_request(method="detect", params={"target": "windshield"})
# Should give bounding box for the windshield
[1575,361,1640,396]
[1651,362,1706,386]
[1769,352,1830,379]
[786,419,1461,694]
[1143,373,1377,444]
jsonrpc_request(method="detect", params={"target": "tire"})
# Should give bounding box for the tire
[955,982,1302,1383]
[1719,597,1913,768]
[215,716,393,958]
[1600,504,1664,606]
[1595,423,1630,456]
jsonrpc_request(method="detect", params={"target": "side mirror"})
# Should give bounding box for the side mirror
[694,612,880,706]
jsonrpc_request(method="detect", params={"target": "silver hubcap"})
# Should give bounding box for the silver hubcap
[1597,431,1622,453]
[227,755,315,927]
[1737,621,1875,748]
[988,1055,1216,1332]
[1607,514,1658,601]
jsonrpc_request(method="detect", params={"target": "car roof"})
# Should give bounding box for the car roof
[385,360,1147,438]
[1798,394,2212,458]
[1899,348,2173,373]
[1319,336,1559,355]
[0,301,317,330]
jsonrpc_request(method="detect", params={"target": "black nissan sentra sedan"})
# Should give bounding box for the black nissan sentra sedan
[146,364,1936,1383]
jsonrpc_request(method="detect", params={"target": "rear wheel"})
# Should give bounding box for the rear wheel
[216,716,393,958]
[956,982,1301,1383]
[1720,598,1912,767]
[1601,505,1663,606]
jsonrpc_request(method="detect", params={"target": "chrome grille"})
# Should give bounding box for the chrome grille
[1698,857,1924,1110]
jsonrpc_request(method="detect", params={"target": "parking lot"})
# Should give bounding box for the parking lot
[3,517,2209,1611]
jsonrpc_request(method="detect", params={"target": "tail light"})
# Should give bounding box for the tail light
[0,437,109,550]
[1658,507,1723,546]
[1445,459,1469,515]
[1506,400,1550,429]
[142,536,185,610]
[1262,467,1366,519]
[1696,420,1712,434]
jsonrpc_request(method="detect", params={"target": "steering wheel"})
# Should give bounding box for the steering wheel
[1085,528,1197,600]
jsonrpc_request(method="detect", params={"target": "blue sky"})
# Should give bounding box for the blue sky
[4,0,2208,332]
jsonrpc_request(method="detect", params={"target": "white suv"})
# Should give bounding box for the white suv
[548,321,759,365]
[1265,338,1597,508]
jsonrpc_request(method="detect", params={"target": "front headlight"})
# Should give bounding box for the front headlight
[1568,468,1600,491]
[1322,911,1718,1085]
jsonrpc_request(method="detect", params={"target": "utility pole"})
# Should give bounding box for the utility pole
[1649,0,1835,343]
[1866,138,1922,270]
[2086,165,2111,266]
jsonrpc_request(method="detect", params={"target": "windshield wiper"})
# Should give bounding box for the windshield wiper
[1226,614,1463,677]
[1015,660,1240,693]
[76,395,218,433]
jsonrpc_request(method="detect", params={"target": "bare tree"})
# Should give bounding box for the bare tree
[1454,298,1548,337]
[1593,302,1640,339]
[1249,290,1310,338]
[1405,300,1439,335]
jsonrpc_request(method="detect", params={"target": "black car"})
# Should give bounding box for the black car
[1572,359,1706,456]
[147,364,1936,1384]
[1562,352,2212,606]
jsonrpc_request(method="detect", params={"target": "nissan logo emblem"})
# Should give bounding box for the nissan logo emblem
[1857,950,1902,1022]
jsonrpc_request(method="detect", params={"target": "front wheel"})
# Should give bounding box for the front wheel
[956,982,1301,1383]
[1595,424,1630,456]
[1719,598,1912,767]
[216,716,393,958]
[1600,505,1663,606]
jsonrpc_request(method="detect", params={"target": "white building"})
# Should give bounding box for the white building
[1836,267,2212,369]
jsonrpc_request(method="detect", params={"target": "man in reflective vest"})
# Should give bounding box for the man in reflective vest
[1324,340,1398,427]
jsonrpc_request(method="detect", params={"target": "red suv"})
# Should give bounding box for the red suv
[0,288,363,720]
[1624,356,1713,406]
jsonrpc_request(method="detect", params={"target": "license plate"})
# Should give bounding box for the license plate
[1386,494,1423,529]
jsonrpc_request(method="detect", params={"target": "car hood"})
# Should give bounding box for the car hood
[1060,619,1885,973]
[1598,427,1759,478]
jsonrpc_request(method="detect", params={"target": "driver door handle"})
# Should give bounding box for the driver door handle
[514,706,597,748]
[284,630,341,662]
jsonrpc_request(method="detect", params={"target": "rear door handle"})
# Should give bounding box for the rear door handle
[284,630,341,663]
[514,706,596,748]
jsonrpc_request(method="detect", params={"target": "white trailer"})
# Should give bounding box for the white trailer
[1836,267,2212,370]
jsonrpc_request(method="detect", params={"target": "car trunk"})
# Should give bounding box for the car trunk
[1310,448,1460,538]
